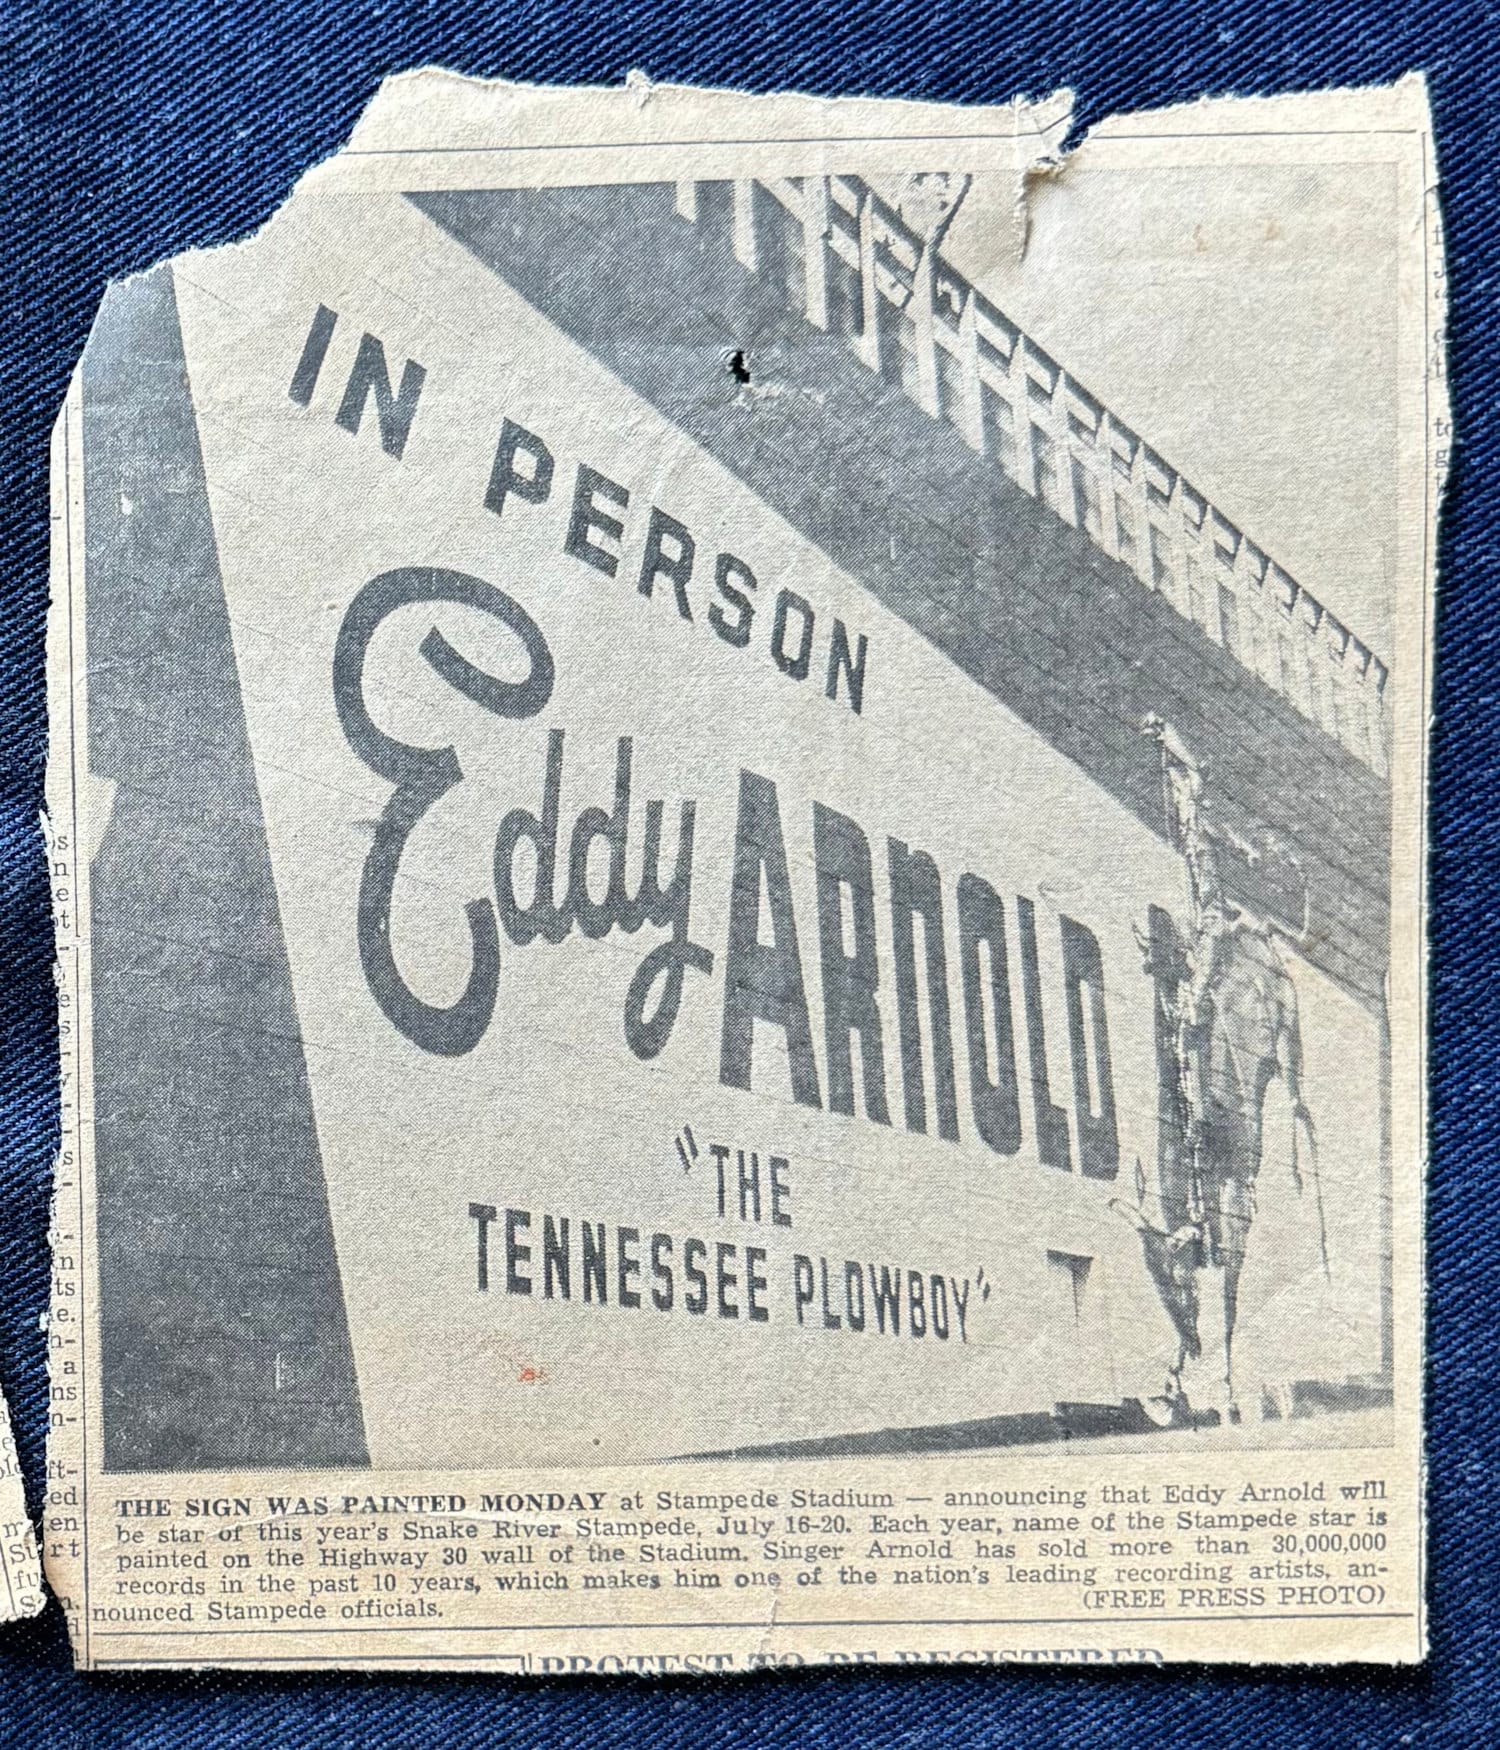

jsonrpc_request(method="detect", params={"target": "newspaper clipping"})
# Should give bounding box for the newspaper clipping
[0,1388,43,1621]
[44,70,1440,1670]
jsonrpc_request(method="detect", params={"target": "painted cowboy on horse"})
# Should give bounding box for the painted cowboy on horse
[1114,717,1328,1427]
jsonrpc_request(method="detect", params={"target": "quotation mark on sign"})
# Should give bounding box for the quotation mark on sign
[977,1266,992,1303]
[674,1124,700,1173]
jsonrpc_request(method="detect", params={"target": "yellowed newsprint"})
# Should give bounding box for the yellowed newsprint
[0,1383,43,1622]
[44,70,1441,1671]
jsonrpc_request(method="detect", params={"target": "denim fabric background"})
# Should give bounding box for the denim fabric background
[1,2,1494,1744]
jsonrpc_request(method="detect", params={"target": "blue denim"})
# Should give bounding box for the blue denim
[0,0,1493,1743]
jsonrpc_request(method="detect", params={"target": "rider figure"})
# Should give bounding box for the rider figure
[1140,717,1318,1422]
